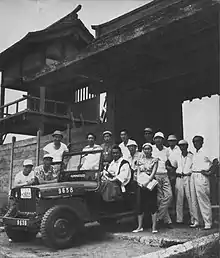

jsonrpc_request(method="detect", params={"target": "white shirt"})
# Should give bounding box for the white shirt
[43,142,68,163]
[127,152,141,170]
[14,170,35,187]
[152,145,169,174]
[81,144,102,170]
[119,141,130,160]
[108,157,131,192]
[176,152,193,175]
[192,147,212,172]
[168,146,181,168]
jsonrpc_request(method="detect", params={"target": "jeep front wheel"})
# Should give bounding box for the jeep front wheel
[5,226,37,242]
[40,206,81,249]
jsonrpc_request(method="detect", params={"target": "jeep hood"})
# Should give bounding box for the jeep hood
[32,181,98,198]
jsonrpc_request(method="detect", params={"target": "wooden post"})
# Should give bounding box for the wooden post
[8,136,16,192]
[36,130,41,166]
[0,73,5,145]
[39,86,46,135]
[67,123,71,151]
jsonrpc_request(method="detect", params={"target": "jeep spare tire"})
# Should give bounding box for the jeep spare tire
[5,226,37,242]
[40,206,81,249]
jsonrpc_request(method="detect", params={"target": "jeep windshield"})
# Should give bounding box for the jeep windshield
[64,150,102,171]
[59,150,103,182]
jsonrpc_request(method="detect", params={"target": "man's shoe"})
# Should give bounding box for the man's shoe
[204,225,212,230]
[190,223,199,228]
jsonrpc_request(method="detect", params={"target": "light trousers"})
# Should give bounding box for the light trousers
[175,176,193,223]
[155,174,173,224]
[190,173,212,227]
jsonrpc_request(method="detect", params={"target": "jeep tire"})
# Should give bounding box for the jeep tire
[40,206,81,249]
[5,226,37,242]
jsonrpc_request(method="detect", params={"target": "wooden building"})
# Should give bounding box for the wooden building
[0,0,219,147]
[0,5,100,144]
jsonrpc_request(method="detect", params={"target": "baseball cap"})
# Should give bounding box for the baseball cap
[23,159,33,166]
[102,131,112,136]
[178,139,188,145]
[127,139,138,147]
[153,132,165,139]
[167,135,178,141]
[52,130,63,138]
[144,127,153,133]
[43,153,53,160]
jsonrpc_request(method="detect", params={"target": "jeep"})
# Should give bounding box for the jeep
[3,149,138,249]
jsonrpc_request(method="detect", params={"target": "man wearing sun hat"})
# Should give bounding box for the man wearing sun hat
[152,132,173,228]
[34,154,57,184]
[101,131,114,168]
[14,159,35,187]
[175,139,193,224]
[43,130,68,174]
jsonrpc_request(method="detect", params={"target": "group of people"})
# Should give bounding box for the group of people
[82,128,217,233]
[14,127,218,233]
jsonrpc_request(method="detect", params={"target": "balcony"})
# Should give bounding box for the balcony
[0,95,71,136]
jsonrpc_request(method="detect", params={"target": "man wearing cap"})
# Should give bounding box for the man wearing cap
[14,160,35,187]
[144,127,154,145]
[166,135,181,204]
[43,130,68,173]
[175,140,193,224]
[127,140,141,181]
[119,130,131,161]
[190,135,212,230]
[34,154,57,184]
[152,132,173,228]
[101,131,113,169]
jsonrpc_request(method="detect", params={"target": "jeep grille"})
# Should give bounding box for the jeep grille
[17,188,36,213]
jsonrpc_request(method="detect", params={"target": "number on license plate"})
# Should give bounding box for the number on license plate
[20,188,31,199]
[17,220,27,226]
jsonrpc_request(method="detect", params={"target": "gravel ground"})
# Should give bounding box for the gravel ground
[0,224,160,258]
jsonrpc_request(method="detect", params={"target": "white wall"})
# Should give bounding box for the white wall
[182,95,219,160]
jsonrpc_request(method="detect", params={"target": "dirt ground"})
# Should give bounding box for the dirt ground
[0,224,160,258]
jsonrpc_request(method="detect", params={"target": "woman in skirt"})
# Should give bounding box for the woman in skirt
[132,143,158,233]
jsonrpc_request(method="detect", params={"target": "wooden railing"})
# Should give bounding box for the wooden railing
[0,95,70,119]
[25,95,69,116]
[0,96,27,118]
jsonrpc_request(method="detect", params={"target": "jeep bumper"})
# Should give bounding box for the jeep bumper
[3,216,40,229]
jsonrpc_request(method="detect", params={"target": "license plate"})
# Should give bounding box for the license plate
[20,188,31,199]
[17,219,28,226]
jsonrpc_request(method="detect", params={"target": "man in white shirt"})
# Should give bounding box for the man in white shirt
[190,135,212,230]
[119,130,130,161]
[80,133,102,170]
[166,135,181,211]
[105,145,131,193]
[127,139,141,181]
[175,140,193,224]
[14,159,35,187]
[43,130,69,173]
[152,132,173,228]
